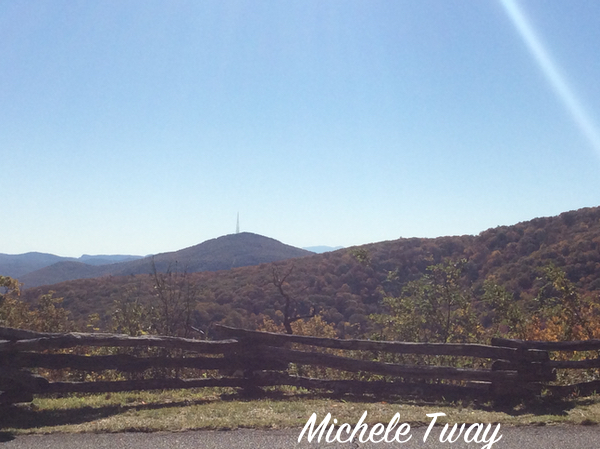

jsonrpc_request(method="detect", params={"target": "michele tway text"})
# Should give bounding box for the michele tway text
[298,411,502,448]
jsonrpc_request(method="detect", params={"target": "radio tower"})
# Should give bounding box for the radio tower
[236,212,240,234]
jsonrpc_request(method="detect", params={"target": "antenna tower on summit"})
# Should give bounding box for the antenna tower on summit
[236,213,240,234]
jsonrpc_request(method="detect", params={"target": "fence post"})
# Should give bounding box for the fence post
[230,342,268,398]
[489,340,552,401]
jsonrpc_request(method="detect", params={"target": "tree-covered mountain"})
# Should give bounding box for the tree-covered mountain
[0,252,142,279]
[0,252,77,279]
[20,206,600,333]
[17,233,313,288]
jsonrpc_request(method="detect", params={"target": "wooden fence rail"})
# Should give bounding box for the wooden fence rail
[0,333,240,354]
[216,325,549,361]
[491,336,600,397]
[1,325,598,405]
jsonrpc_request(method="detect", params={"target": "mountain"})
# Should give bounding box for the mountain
[100,232,314,277]
[18,233,313,288]
[0,252,142,280]
[78,255,143,266]
[0,252,77,279]
[303,246,344,253]
[19,261,115,288]
[21,205,600,331]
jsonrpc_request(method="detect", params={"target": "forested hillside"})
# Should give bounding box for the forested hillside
[18,206,600,335]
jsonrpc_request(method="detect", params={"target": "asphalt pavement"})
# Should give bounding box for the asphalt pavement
[1,425,599,449]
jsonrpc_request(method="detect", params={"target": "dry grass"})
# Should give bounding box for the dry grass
[1,388,600,435]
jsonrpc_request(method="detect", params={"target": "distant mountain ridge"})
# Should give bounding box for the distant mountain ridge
[303,246,344,253]
[15,233,313,288]
[0,252,142,279]
[78,254,145,266]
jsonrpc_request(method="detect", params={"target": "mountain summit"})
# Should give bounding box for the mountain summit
[18,233,313,288]
[117,232,313,274]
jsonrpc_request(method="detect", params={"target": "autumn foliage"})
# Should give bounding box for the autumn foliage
[2,206,600,387]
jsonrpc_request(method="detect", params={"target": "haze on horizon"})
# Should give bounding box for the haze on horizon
[2,1,600,258]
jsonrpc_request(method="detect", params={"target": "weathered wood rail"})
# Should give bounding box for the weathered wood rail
[0,325,597,404]
[492,337,600,397]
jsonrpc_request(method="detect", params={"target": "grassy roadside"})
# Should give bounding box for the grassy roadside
[1,388,600,435]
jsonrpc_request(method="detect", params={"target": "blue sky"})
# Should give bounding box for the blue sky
[2,0,600,257]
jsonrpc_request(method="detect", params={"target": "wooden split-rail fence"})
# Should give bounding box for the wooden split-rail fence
[1,325,600,405]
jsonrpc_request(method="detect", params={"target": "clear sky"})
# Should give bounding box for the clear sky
[2,0,600,257]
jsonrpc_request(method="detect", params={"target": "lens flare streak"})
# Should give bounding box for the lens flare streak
[500,0,600,158]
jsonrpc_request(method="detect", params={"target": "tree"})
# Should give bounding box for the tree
[531,265,596,341]
[0,275,20,299]
[0,275,30,328]
[111,283,152,337]
[481,279,526,339]
[1,276,72,332]
[271,264,317,334]
[371,259,481,343]
[350,248,371,267]
[150,259,199,337]
[34,292,72,333]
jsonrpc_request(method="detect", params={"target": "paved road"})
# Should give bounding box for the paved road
[1,425,599,449]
